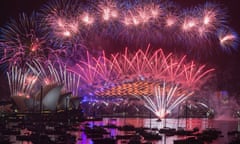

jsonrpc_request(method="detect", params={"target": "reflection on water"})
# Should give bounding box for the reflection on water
[10,118,238,144]
[76,118,238,144]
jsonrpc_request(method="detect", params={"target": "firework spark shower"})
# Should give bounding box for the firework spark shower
[5,47,214,118]
[0,0,238,118]
[0,0,238,69]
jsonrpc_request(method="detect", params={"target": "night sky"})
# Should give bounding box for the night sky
[0,0,240,98]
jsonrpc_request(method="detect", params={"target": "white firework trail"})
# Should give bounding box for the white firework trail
[28,60,80,96]
[7,66,38,97]
[140,82,193,119]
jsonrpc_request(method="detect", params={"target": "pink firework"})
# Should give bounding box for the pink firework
[97,0,119,22]
[71,51,117,92]
[0,0,237,68]
[71,47,214,118]
[72,47,214,96]
[28,60,80,97]
[0,13,57,68]
[218,28,239,52]
[39,0,87,49]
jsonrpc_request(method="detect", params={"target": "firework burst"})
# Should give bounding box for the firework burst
[0,0,238,69]
[72,47,214,97]
[218,27,239,52]
[0,13,55,68]
[27,60,80,97]
[39,0,82,40]
[140,82,193,119]
[7,66,38,98]
[5,46,214,114]
[38,0,88,59]
[6,60,81,111]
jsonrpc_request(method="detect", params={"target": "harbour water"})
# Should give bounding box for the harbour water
[4,116,238,144]
[75,118,238,144]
